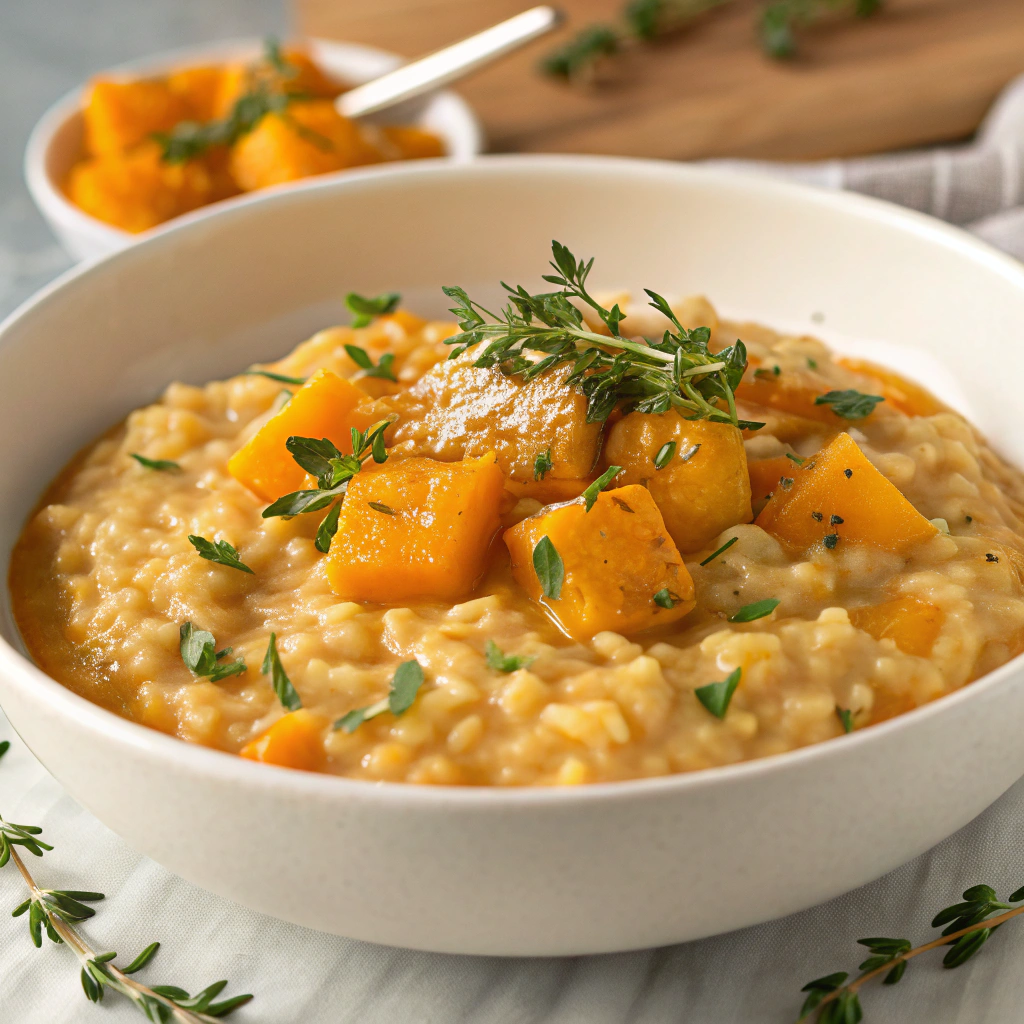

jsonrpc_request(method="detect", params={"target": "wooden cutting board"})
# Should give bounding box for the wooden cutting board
[298,0,1024,161]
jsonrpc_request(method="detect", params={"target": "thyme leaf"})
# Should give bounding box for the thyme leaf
[179,622,246,682]
[244,368,307,386]
[188,535,254,574]
[534,448,554,481]
[334,660,424,733]
[345,291,401,328]
[836,706,854,733]
[443,241,761,429]
[130,453,180,472]
[728,597,779,622]
[582,465,622,512]
[533,536,564,600]
[653,588,681,608]
[654,441,676,469]
[262,632,301,711]
[315,502,342,553]
[694,666,742,718]
[485,639,535,673]
[700,536,738,566]
[814,389,885,420]
[344,344,398,382]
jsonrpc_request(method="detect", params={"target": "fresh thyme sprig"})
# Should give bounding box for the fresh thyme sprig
[534,449,553,480]
[3,834,251,1020]
[762,0,883,60]
[153,38,308,164]
[798,881,1024,1022]
[1,748,252,1021]
[542,0,883,81]
[261,418,392,553]
[443,241,761,429]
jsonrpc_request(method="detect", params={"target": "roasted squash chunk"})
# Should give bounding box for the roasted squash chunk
[849,596,943,657]
[392,349,603,483]
[603,414,751,554]
[755,432,938,554]
[166,65,224,122]
[228,100,381,192]
[747,454,800,513]
[65,143,234,233]
[836,357,946,418]
[228,369,372,502]
[240,709,326,771]
[503,485,695,640]
[84,78,191,156]
[326,454,506,602]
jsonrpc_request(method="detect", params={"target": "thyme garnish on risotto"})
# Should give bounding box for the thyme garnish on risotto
[443,241,764,429]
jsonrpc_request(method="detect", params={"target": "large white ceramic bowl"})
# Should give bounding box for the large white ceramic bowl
[3,157,1024,957]
[24,36,483,262]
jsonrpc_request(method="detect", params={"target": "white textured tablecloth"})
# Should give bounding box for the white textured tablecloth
[6,4,1024,1022]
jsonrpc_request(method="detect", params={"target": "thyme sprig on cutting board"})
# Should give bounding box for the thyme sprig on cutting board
[444,241,761,429]
[798,881,1024,1021]
[0,750,251,1021]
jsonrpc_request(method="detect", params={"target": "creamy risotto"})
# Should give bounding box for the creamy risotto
[12,248,1024,785]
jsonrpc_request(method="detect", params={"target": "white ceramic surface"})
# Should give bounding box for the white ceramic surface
[3,157,1024,957]
[24,37,483,262]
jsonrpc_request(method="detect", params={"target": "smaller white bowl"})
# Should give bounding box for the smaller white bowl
[24,37,483,262]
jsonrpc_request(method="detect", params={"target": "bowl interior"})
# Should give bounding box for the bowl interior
[4,154,1024,722]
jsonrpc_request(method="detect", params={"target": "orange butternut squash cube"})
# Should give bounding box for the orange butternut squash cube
[228,100,380,192]
[166,65,225,122]
[503,485,695,640]
[325,454,506,602]
[747,455,798,510]
[849,596,943,658]
[836,357,946,418]
[394,349,603,483]
[240,709,326,771]
[228,369,372,502]
[84,78,191,156]
[755,432,938,554]
[603,414,751,553]
[65,143,229,233]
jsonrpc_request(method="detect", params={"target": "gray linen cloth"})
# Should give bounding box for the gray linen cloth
[6,3,1024,1019]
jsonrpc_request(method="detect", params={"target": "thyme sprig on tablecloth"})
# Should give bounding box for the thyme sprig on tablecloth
[798,882,1024,1021]
[1,745,251,1021]
[542,0,884,81]
[443,241,761,429]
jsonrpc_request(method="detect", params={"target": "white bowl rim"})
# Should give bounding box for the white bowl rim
[5,153,1024,808]
[23,34,484,255]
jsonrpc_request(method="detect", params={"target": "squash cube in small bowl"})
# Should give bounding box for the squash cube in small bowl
[504,484,695,641]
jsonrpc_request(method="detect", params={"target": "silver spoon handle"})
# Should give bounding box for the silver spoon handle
[337,5,562,119]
